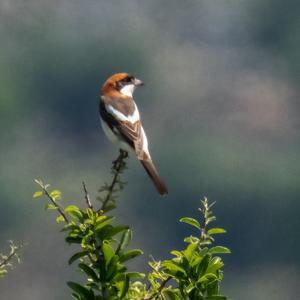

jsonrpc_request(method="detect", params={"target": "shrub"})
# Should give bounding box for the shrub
[34,150,230,300]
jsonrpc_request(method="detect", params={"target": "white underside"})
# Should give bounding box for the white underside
[100,118,134,153]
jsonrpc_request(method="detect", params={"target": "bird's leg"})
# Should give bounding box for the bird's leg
[120,149,129,159]
[113,149,129,170]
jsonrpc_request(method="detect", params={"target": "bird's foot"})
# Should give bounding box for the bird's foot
[112,149,128,169]
[119,149,129,159]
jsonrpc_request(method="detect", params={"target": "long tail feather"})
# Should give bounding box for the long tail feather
[140,159,168,195]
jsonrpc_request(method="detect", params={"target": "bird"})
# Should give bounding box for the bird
[99,73,168,195]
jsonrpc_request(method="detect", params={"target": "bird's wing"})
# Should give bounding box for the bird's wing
[118,120,146,159]
[100,98,168,195]
[100,101,147,160]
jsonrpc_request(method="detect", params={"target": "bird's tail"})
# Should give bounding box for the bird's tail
[140,159,168,195]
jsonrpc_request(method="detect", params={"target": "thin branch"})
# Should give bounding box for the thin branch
[82,181,93,209]
[155,276,172,299]
[0,248,17,268]
[0,241,22,273]
[200,198,215,245]
[144,276,172,300]
[41,185,69,223]
[99,149,128,212]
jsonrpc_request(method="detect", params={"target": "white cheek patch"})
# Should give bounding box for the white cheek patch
[120,84,135,97]
[106,103,140,123]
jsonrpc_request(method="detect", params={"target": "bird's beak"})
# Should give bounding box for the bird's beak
[134,78,144,86]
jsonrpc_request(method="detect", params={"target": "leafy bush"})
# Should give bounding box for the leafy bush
[34,150,230,299]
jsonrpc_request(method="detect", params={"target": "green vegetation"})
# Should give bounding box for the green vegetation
[34,151,230,300]
[0,241,22,278]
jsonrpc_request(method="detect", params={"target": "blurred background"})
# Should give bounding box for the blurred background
[0,0,299,299]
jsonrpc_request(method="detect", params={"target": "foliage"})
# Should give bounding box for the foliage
[34,150,230,299]
[0,240,22,278]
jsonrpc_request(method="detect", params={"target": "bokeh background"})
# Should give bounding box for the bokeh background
[0,0,299,299]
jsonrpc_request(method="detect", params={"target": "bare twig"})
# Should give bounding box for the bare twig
[44,188,69,223]
[98,149,128,212]
[35,181,69,223]
[82,181,93,209]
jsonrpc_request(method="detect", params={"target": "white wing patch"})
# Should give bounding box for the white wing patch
[106,103,140,123]
[141,126,150,157]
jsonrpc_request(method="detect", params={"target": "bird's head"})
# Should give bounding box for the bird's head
[102,73,144,98]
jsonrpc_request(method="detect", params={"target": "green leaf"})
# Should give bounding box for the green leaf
[104,225,129,238]
[56,215,65,223]
[184,235,200,244]
[207,228,226,235]
[209,246,231,255]
[65,205,80,212]
[102,241,115,267]
[207,280,220,296]
[196,254,210,277]
[198,273,218,283]
[105,255,119,280]
[163,289,182,300]
[71,293,80,300]
[116,229,132,254]
[46,203,57,210]
[68,251,89,265]
[163,261,187,277]
[33,191,43,198]
[205,296,227,300]
[95,215,110,224]
[183,242,198,261]
[119,249,143,263]
[86,208,94,220]
[206,257,224,274]
[119,274,130,298]
[94,218,113,232]
[199,247,209,257]
[65,205,83,222]
[79,263,98,282]
[97,225,129,241]
[206,216,216,225]
[67,281,94,299]
[186,285,197,296]
[61,222,79,232]
[180,217,201,229]
[170,250,183,258]
[50,189,61,201]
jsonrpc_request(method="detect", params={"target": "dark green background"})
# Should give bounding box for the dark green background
[0,1,299,299]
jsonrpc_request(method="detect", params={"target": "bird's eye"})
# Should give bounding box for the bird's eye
[124,76,133,83]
